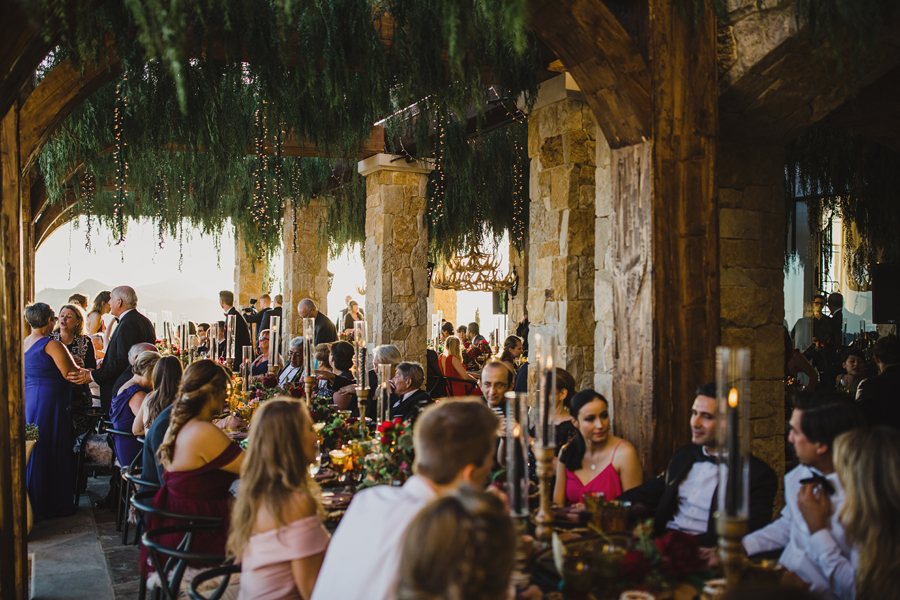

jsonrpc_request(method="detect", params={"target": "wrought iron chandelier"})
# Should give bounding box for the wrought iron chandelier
[431,245,516,292]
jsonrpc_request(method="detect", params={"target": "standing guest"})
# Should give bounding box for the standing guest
[552,368,579,455]
[145,360,244,572]
[133,356,182,436]
[785,327,819,392]
[342,300,362,333]
[244,293,272,341]
[316,341,355,405]
[336,295,364,331]
[85,291,111,335]
[51,304,96,441]
[220,290,252,372]
[855,334,900,429]
[390,362,433,421]
[228,399,329,599]
[310,399,500,600]
[66,286,157,413]
[139,357,184,490]
[68,293,89,312]
[297,298,338,345]
[554,390,643,504]
[827,293,845,346]
[278,337,306,387]
[110,351,159,468]
[515,309,529,357]
[463,323,491,372]
[743,394,866,599]
[835,348,866,398]
[24,303,79,521]
[497,335,524,377]
[440,336,478,397]
[396,486,515,600]
[618,382,778,548]
[792,295,833,348]
[259,294,283,343]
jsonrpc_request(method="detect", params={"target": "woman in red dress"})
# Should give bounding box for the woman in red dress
[440,336,479,397]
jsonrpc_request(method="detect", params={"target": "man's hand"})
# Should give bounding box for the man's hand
[315,369,335,381]
[66,369,92,385]
[797,482,832,534]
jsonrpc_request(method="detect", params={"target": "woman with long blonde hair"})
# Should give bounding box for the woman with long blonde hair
[228,398,328,599]
[440,336,478,397]
[834,426,900,600]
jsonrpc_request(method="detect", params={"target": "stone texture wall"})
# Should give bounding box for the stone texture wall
[718,141,786,491]
[428,288,457,330]
[364,167,430,363]
[282,200,330,342]
[234,235,268,310]
[593,133,614,402]
[508,245,529,341]
[527,97,597,391]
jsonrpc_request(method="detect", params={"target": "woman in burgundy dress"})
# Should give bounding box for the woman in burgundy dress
[142,360,243,575]
[553,390,643,505]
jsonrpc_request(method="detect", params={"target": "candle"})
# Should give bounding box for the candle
[180,314,189,356]
[226,314,237,368]
[303,317,315,376]
[269,315,281,367]
[378,364,391,422]
[353,320,368,390]
[209,322,218,360]
[717,347,750,519]
[543,355,553,443]
[505,392,530,518]
[242,346,253,393]
[726,388,740,515]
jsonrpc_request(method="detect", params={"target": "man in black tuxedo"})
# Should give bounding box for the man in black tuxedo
[245,293,272,345]
[220,290,252,372]
[260,294,283,342]
[67,286,156,413]
[297,298,338,345]
[856,334,900,429]
[389,362,433,422]
[617,382,778,549]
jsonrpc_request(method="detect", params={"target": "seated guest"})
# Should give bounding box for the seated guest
[144,360,244,571]
[456,323,467,342]
[618,382,778,547]
[478,361,512,416]
[396,486,515,600]
[497,335,524,377]
[314,343,333,398]
[317,341,355,405]
[554,390,642,505]
[425,347,447,399]
[311,399,500,600]
[341,344,402,418]
[196,322,210,354]
[216,320,227,357]
[820,426,900,600]
[342,300,362,333]
[463,323,491,371]
[743,393,865,599]
[440,321,455,343]
[390,362,433,421]
[553,368,578,455]
[133,355,182,436]
[228,398,329,599]
[855,334,900,428]
[113,342,158,399]
[110,350,159,467]
[835,348,866,398]
[278,337,306,386]
[249,329,272,377]
[440,336,478,397]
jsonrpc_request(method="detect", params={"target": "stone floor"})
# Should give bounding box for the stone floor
[28,475,142,600]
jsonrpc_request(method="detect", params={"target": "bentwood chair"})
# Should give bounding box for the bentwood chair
[443,375,479,398]
[188,563,241,600]
[123,473,160,545]
[101,419,143,532]
[73,405,106,506]
[142,524,228,600]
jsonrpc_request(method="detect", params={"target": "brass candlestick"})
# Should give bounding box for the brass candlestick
[509,516,531,591]
[533,445,554,542]
[717,515,748,589]
[357,388,369,430]
[304,375,316,406]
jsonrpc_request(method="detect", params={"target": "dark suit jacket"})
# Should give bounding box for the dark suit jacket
[617,444,778,547]
[260,307,282,339]
[314,311,338,345]
[425,349,448,399]
[93,309,157,412]
[856,364,900,429]
[390,389,433,422]
[277,363,304,385]
[226,307,252,372]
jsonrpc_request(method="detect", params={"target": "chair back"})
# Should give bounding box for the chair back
[187,563,241,600]
[142,524,227,600]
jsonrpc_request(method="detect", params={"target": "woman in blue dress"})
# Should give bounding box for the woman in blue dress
[110,350,159,468]
[24,303,80,521]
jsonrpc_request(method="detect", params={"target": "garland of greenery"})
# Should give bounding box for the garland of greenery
[785,125,900,286]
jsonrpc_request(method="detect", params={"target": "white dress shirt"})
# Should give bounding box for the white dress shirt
[392,389,416,409]
[743,465,855,600]
[666,448,720,535]
[310,475,437,600]
[278,364,301,387]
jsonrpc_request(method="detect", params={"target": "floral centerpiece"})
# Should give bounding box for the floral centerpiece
[319,412,363,452]
[338,330,355,343]
[615,522,712,594]
[358,418,414,489]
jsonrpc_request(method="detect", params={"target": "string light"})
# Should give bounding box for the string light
[81,171,95,251]
[113,76,128,244]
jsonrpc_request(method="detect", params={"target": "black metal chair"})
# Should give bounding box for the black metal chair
[142,523,227,600]
[102,419,142,532]
[73,405,106,506]
[443,375,479,397]
[188,563,241,600]
[123,471,160,545]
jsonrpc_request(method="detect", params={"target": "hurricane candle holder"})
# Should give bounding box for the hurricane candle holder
[354,320,369,426]
[533,333,557,542]
[208,322,218,360]
[180,314,189,367]
[506,391,532,591]
[226,314,237,371]
[268,315,281,373]
[302,317,315,404]
[716,346,751,589]
[377,364,391,423]
[189,334,197,364]
[242,346,253,394]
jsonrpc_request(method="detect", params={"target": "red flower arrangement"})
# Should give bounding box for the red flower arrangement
[261,372,278,389]
[613,521,710,592]
[360,418,414,489]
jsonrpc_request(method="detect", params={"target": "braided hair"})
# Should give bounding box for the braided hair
[560,390,610,472]
[156,359,232,467]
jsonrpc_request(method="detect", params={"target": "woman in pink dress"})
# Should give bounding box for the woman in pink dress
[228,398,328,600]
[553,390,643,505]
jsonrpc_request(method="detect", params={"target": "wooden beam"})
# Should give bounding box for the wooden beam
[0,0,54,120]
[34,190,79,250]
[529,0,652,148]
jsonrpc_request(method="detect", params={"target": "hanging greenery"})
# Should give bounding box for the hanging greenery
[785,125,900,286]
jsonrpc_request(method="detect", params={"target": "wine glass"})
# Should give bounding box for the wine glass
[309,440,322,477]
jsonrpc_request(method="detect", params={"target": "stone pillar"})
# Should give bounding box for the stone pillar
[359,154,432,362]
[282,199,330,342]
[508,244,528,341]
[428,288,457,329]
[526,81,596,391]
[593,133,614,401]
[718,141,786,485]
[233,234,268,310]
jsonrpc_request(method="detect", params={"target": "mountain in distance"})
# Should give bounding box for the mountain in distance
[36,277,228,326]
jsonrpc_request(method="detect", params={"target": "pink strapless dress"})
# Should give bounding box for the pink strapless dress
[239,515,330,600]
[565,442,624,504]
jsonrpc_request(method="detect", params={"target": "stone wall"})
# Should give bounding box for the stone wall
[527,96,597,391]
[428,288,457,331]
[593,133,614,401]
[234,235,268,310]
[361,156,431,363]
[507,245,528,342]
[282,200,330,342]
[718,141,786,490]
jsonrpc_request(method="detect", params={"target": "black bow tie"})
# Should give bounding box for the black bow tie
[696,452,718,464]
[800,473,836,496]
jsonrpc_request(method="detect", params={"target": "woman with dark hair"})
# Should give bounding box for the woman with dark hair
[836,348,866,398]
[315,341,355,404]
[50,303,96,441]
[554,390,643,505]
[553,368,579,456]
[86,291,111,335]
[110,350,159,467]
[133,355,183,435]
[24,302,80,521]
[342,300,362,332]
[497,335,524,376]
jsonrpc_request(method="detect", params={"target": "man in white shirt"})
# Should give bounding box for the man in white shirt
[310,399,500,600]
[743,393,865,600]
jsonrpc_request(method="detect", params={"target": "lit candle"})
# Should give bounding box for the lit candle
[378,363,391,422]
[354,320,368,391]
[269,315,281,368]
[717,347,750,519]
[506,391,530,518]
[242,346,252,393]
[726,388,740,515]
[226,314,237,369]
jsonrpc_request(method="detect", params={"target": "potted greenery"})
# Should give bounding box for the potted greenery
[25,423,38,533]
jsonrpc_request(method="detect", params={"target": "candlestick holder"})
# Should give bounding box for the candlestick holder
[533,445,554,542]
[357,388,369,434]
[510,516,531,591]
[717,515,747,589]
[304,375,315,405]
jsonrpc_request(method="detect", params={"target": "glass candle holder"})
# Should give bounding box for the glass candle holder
[505,391,530,519]
[717,347,750,519]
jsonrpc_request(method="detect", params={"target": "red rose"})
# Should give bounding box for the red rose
[619,550,651,582]
[380,435,390,445]
[289,386,304,398]
[377,421,394,434]
[393,417,403,425]
[262,373,278,389]
[654,531,701,576]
